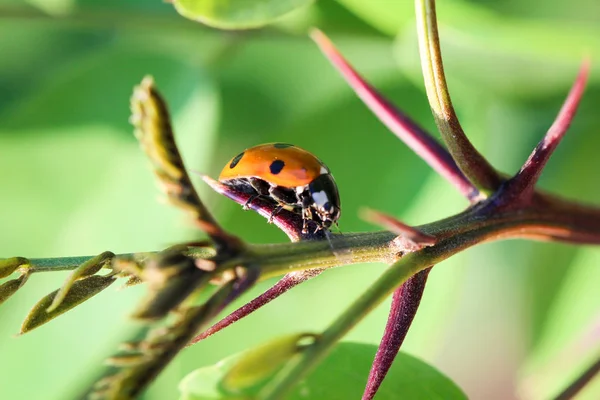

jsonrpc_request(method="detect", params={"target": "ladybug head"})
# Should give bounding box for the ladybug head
[308,174,341,229]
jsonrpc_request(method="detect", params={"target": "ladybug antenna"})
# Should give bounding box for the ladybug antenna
[324,228,348,262]
[333,221,342,234]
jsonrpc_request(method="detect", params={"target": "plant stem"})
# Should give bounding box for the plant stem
[258,199,600,398]
[415,0,501,193]
[311,29,479,202]
[27,256,101,272]
[261,251,429,400]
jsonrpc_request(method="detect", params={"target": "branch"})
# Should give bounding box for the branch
[258,196,600,398]
[311,29,479,202]
[415,0,502,193]
[504,61,590,202]
[91,267,258,400]
[131,77,242,251]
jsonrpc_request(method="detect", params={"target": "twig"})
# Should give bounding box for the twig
[131,77,241,251]
[202,176,326,241]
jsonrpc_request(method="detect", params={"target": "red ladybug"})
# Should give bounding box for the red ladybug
[219,143,341,233]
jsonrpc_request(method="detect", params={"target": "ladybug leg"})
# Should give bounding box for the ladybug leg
[247,178,271,195]
[242,178,271,210]
[301,207,313,234]
[268,205,284,224]
[243,195,259,210]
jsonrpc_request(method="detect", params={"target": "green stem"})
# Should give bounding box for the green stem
[258,198,600,398]
[415,0,501,193]
[27,256,100,273]
[260,251,427,400]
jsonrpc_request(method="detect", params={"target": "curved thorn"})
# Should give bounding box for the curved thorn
[310,28,479,202]
[187,269,324,346]
[202,175,326,241]
[361,208,436,249]
[506,60,590,201]
[362,268,431,400]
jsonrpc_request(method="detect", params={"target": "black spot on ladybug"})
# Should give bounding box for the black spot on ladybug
[229,152,244,169]
[270,160,285,175]
[273,143,294,149]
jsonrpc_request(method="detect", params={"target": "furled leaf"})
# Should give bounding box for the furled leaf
[0,274,29,306]
[20,275,116,334]
[0,257,28,279]
[222,333,316,392]
[172,0,315,29]
[47,251,114,312]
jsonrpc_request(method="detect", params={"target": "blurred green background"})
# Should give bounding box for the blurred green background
[1,0,600,399]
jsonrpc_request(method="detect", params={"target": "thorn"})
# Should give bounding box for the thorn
[201,175,309,241]
[362,268,431,400]
[310,28,478,202]
[186,269,324,346]
[507,59,590,200]
[360,208,436,250]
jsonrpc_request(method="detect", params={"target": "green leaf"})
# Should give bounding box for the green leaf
[47,251,114,312]
[0,274,29,306]
[179,342,466,399]
[0,257,28,279]
[334,0,414,35]
[20,275,116,334]
[222,333,316,392]
[172,0,315,29]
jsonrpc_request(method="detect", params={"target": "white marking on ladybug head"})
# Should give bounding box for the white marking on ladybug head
[311,190,329,209]
[319,166,328,175]
[296,185,306,194]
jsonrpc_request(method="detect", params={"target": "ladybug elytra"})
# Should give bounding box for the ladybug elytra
[218,143,341,233]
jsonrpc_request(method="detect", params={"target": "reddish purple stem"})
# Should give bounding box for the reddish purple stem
[311,29,478,202]
[189,176,326,346]
[362,267,432,400]
[202,175,325,241]
[187,269,323,346]
[507,61,590,200]
[361,208,436,248]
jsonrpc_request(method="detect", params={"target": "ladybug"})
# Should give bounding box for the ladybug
[218,143,341,233]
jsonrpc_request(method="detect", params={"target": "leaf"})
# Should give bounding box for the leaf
[20,275,116,334]
[47,251,114,312]
[0,274,29,306]
[334,0,414,35]
[222,333,316,392]
[179,342,467,400]
[172,0,315,29]
[0,257,28,279]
